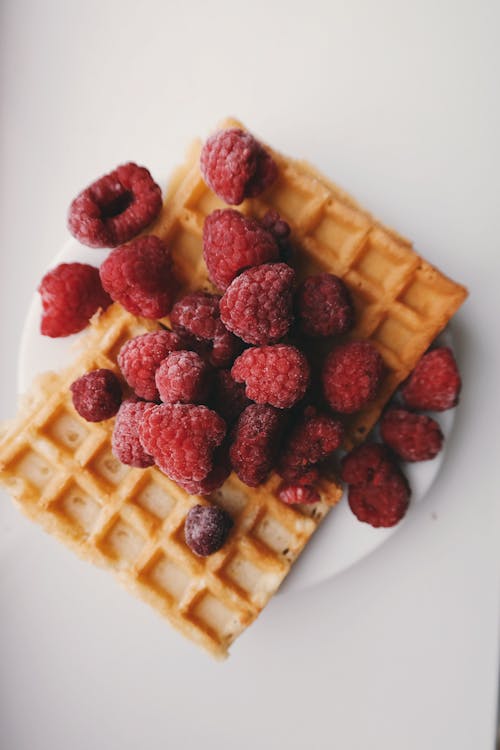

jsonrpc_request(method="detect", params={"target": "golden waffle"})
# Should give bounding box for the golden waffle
[0,304,341,659]
[0,118,467,658]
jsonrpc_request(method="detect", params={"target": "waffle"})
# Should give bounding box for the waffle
[0,118,467,658]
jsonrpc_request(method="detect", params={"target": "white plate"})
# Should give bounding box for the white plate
[18,236,455,593]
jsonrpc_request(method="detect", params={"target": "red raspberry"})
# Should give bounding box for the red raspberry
[139,403,226,484]
[68,162,162,248]
[203,209,279,290]
[260,210,293,262]
[296,273,355,337]
[232,344,310,409]
[278,407,344,482]
[170,291,241,368]
[200,128,277,205]
[348,471,410,528]
[380,408,443,462]
[185,505,234,556]
[402,347,461,411]
[38,262,111,337]
[70,368,122,422]
[212,370,251,423]
[278,484,320,505]
[220,263,294,345]
[118,330,187,401]
[340,443,394,485]
[99,236,177,318]
[179,458,231,496]
[322,341,384,413]
[111,400,155,468]
[230,404,285,487]
[155,350,211,405]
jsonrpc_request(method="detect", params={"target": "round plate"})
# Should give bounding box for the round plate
[18,237,456,593]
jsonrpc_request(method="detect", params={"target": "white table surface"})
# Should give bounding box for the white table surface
[1,1,499,748]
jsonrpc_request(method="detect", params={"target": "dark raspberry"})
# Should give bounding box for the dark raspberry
[278,407,344,482]
[220,263,295,345]
[39,263,111,337]
[402,347,461,411]
[139,403,226,484]
[155,350,211,405]
[200,128,277,205]
[118,329,187,401]
[212,370,251,423]
[184,505,234,556]
[178,443,231,495]
[99,236,177,318]
[380,408,444,462]
[210,321,242,368]
[111,400,155,468]
[260,210,293,262]
[68,162,162,248]
[296,273,354,337]
[340,443,395,485]
[278,484,320,505]
[348,471,410,528]
[323,340,384,413]
[70,368,122,422]
[230,404,285,487]
[203,209,279,290]
[232,344,310,409]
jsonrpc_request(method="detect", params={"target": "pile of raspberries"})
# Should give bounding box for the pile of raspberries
[48,128,462,553]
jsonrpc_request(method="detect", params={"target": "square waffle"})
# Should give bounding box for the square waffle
[0,119,467,658]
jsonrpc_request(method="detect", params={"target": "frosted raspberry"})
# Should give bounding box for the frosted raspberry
[179,458,231,496]
[232,344,310,409]
[260,210,293,262]
[348,471,410,528]
[203,209,279,290]
[296,273,354,337]
[111,400,154,468]
[220,263,295,345]
[185,505,234,556]
[341,443,394,485]
[380,408,443,462]
[39,263,111,337]
[68,162,162,248]
[212,370,251,423]
[70,368,122,422]
[139,403,226,484]
[200,128,277,205]
[402,347,461,411]
[99,236,177,318]
[278,407,344,482]
[118,329,187,401]
[155,350,211,404]
[278,484,320,505]
[230,404,285,487]
[322,340,384,413]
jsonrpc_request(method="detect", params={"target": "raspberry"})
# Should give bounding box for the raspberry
[220,263,295,345]
[278,407,344,482]
[278,484,320,505]
[39,263,111,337]
[232,344,310,409]
[340,443,394,485]
[322,340,384,413]
[260,210,293,262]
[170,291,241,368]
[179,453,231,496]
[402,347,461,411]
[230,404,285,487]
[296,273,355,337]
[184,505,234,556]
[99,236,177,318]
[203,209,279,290]
[348,471,410,528]
[212,370,250,423]
[155,350,211,405]
[111,400,155,468]
[139,403,226,484]
[68,162,162,248]
[118,329,187,401]
[200,128,277,205]
[70,368,122,422]
[380,408,443,462]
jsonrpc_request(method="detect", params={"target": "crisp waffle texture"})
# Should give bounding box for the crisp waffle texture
[0,117,467,658]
